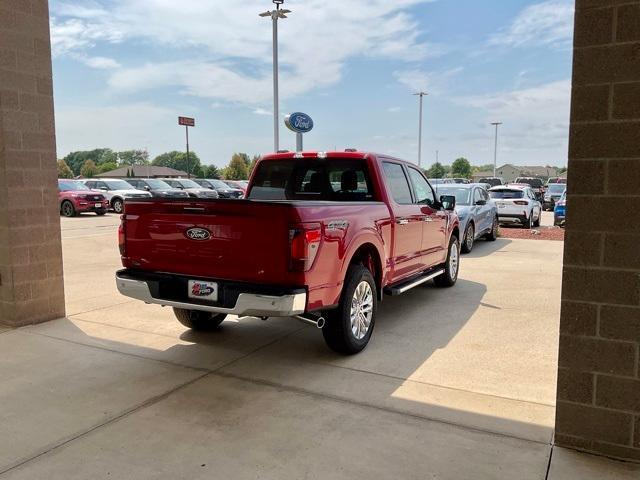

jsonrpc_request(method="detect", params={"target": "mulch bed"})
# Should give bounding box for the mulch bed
[498,226,565,241]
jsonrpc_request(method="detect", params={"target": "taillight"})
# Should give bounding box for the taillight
[118,215,126,256]
[514,200,528,205]
[289,223,322,272]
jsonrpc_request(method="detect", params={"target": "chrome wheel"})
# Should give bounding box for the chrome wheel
[465,224,474,249]
[449,241,459,281]
[350,281,373,340]
[61,201,74,217]
[113,199,124,213]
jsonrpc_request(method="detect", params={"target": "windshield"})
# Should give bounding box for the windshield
[516,178,543,188]
[479,178,502,187]
[249,158,375,201]
[548,184,566,194]
[175,179,201,189]
[489,189,524,199]
[104,180,134,190]
[58,180,90,191]
[208,179,230,189]
[435,186,472,206]
[144,179,172,189]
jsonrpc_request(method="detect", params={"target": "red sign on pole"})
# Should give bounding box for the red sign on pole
[178,116,195,127]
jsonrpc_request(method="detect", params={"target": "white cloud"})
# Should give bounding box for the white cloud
[55,103,174,155]
[393,67,463,94]
[81,56,121,69]
[458,79,571,151]
[387,107,402,113]
[253,108,272,116]
[489,0,574,49]
[50,0,441,104]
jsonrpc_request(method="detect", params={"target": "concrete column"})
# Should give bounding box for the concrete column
[0,0,65,326]
[556,0,640,462]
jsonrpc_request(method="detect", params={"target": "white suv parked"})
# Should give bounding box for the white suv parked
[82,179,152,213]
[488,185,542,229]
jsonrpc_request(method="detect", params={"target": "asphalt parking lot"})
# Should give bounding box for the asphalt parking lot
[5,213,636,479]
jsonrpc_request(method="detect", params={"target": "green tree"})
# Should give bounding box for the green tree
[427,162,446,179]
[224,153,249,180]
[248,155,260,176]
[472,164,495,174]
[57,159,74,178]
[98,161,118,174]
[80,159,99,178]
[117,149,149,166]
[63,148,117,175]
[152,150,202,176]
[451,157,472,179]
[202,164,221,179]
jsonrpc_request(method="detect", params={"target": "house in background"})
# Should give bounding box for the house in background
[488,164,560,183]
[95,165,188,178]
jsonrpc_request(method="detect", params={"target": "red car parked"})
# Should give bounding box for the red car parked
[116,151,461,354]
[58,180,109,217]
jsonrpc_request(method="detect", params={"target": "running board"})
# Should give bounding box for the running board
[384,269,445,296]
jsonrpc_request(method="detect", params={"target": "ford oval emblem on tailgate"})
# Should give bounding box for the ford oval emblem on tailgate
[185,227,211,241]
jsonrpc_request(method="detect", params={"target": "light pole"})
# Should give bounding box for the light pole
[413,91,428,167]
[260,1,291,153]
[491,122,502,177]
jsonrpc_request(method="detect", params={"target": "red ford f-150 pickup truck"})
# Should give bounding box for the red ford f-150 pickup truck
[116,151,460,354]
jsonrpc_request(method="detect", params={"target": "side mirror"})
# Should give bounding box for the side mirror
[144,185,151,191]
[475,199,486,206]
[100,187,108,191]
[440,195,456,211]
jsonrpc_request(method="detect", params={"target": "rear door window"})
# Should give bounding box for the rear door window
[489,189,524,199]
[382,162,413,204]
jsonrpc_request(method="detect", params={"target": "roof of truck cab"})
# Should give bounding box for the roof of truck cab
[259,151,415,164]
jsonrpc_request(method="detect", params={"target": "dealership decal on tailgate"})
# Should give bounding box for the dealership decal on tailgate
[188,280,218,301]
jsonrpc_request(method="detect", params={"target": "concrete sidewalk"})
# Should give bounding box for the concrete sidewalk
[1,216,637,479]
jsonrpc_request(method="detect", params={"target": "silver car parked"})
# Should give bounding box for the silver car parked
[434,183,499,253]
[82,178,152,213]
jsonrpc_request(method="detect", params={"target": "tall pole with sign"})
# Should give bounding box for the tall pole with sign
[285,112,314,152]
[260,1,291,153]
[178,116,195,178]
[413,91,428,168]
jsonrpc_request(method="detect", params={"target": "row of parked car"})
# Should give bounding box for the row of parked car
[57,178,249,216]
[431,181,567,252]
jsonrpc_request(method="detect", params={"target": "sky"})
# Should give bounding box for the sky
[50,0,574,169]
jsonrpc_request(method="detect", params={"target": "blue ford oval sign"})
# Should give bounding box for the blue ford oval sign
[285,112,314,134]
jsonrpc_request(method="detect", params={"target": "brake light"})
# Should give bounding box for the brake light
[118,215,126,256]
[514,200,528,205]
[289,223,322,272]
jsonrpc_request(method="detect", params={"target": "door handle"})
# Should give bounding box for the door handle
[396,218,409,225]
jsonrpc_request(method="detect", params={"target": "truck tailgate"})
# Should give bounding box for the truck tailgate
[122,199,298,285]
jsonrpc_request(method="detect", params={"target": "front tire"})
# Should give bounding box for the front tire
[434,235,460,288]
[322,264,377,355]
[461,222,474,253]
[61,200,76,217]
[173,308,227,331]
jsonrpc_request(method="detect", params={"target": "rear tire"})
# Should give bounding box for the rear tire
[485,216,498,241]
[322,264,376,355]
[434,235,460,288]
[533,212,540,228]
[173,308,227,331]
[461,223,474,253]
[523,212,532,229]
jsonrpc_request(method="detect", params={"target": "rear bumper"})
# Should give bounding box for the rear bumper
[497,213,527,224]
[115,269,306,317]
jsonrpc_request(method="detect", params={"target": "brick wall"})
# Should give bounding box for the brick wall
[556,0,640,462]
[0,0,65,326]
